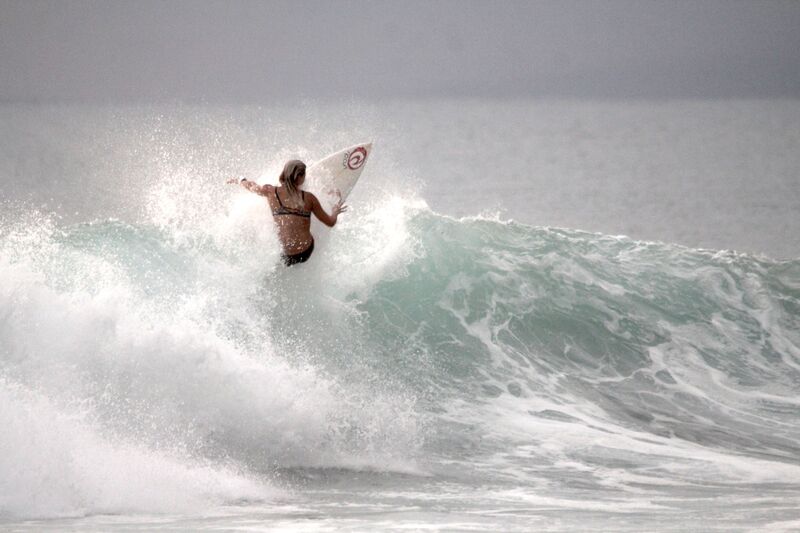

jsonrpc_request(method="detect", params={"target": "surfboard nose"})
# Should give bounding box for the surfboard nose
[308,142,374,205]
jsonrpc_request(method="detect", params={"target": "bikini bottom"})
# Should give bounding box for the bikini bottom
[282,239,314,266]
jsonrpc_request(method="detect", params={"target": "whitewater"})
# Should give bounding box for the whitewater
[1,101,799,531]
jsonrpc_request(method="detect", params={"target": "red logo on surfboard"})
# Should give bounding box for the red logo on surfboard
[345,147,367,170]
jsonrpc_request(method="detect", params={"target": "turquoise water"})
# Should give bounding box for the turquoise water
[1,102,800,531]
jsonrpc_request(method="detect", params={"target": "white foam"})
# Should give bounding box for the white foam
[0,380,275,520]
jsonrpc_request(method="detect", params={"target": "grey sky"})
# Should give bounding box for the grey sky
[1,0,799,102]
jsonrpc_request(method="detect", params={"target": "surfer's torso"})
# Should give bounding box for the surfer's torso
[266,185,314,255]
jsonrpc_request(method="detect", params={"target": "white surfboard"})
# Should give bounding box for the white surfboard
[306,142,373,211]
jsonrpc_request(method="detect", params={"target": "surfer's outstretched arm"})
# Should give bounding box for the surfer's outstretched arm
[226,178,271,196]
[308,192,347,227]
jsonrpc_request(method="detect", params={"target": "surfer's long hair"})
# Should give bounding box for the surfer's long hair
[279,160,306,203]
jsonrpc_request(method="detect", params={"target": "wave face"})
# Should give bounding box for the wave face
[381,210,800,477]
[2,188,800,521]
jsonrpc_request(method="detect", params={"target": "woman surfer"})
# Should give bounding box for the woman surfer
[227,160,347,266]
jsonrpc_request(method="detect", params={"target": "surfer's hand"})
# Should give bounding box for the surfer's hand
[333,202,348,216]
[226,178,239,185]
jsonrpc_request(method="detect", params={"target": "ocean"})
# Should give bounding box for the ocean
[1,99,799,532]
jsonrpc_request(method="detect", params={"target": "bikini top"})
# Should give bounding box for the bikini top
[272,188,311,218]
